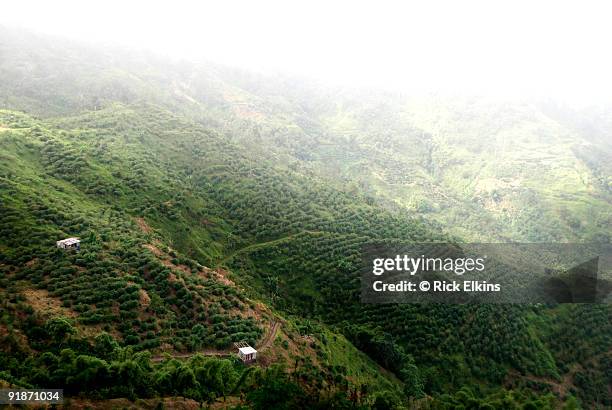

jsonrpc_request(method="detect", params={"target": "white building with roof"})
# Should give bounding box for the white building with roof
[56,237,80,250]
[234,341,257,362]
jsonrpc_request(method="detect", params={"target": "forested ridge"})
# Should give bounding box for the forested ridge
[0,27,610,409]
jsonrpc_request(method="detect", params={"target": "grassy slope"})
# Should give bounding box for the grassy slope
[0,107,405,399]
[0,28,610,407]
[2,26,609,242]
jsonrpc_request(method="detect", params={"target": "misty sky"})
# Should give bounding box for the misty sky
[2,0,612,102]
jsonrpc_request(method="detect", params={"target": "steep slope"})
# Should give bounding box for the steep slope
[0,27,610,408]
[0,107,407,406]
[2,26,609,243]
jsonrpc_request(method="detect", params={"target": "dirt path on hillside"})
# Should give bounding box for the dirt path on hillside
[218,230,323,265]
[259,320,281,351]
[151,349,231,363]
[507,350,611,398]
[151,320,282,362]
[514,367,576,398]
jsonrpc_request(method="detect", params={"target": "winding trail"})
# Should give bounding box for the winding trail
[506,350,611,398]
[218,230,323,265]
[151,349,230,363]
[151,319,282,362]
[259,319,281,351]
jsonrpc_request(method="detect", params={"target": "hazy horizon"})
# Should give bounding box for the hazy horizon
[1,3,611,408]
[2,0,612,105]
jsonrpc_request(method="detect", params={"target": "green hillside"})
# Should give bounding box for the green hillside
[0,27,610,408]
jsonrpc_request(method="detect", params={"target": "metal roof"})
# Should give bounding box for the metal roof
[57,237,80,245]
[238,346,257,355]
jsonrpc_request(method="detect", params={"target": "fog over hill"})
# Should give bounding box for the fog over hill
[2,25,609,243]
[0,17,610,410]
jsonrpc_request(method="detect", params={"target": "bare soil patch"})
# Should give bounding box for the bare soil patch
[143,243,163,256]
[213,267,235,286]
[58,396,203,410]
[25,258,38,267]
[135,217,153,233]
[22,288,77,318]
[143,244,193,275]
[139,288,151,307]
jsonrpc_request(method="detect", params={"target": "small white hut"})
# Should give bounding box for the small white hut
[56,237,80,250]
[234,341,257,363]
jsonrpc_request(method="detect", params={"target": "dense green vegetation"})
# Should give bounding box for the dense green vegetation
[0,27,610,408]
